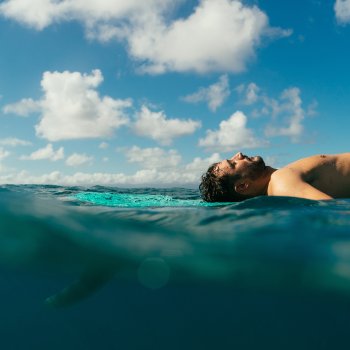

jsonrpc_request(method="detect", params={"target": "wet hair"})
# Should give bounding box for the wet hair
[199,163,244,202]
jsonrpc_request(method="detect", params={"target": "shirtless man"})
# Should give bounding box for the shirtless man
[199,152,350,202]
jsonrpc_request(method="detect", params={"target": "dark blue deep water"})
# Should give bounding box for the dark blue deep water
[1,185,350,349]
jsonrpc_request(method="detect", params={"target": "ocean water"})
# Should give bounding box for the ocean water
[1,184,350,349]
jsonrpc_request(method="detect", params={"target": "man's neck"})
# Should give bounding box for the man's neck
[260,166,277,195]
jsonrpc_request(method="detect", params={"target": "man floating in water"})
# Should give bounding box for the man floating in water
[200,153,350,202]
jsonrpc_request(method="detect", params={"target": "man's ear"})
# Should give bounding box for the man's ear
[234,182,249,194]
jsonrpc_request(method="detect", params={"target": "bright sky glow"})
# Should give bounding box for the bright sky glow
[0,0,350,186]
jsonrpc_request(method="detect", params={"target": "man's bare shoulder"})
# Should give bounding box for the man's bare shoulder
[268,154,326,188]
[268,168,333,200]
[267,167,301,196]
[265,154,344,200]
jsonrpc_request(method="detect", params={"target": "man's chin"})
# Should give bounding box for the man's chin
[253,156,265,168]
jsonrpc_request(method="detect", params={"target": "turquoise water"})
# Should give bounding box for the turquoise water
[1,185,350,349]
[73,191,229,207]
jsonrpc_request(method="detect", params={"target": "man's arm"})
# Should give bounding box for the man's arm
[269,171,333,200]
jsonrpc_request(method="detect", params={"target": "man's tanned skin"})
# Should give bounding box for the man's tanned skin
[268,153,350,200]
[200,153,350,201]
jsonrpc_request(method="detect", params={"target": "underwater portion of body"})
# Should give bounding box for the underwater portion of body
[1,184,350,295]
[1,184,350,349]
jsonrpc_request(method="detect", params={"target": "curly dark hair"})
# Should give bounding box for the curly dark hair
[199,163,244,202]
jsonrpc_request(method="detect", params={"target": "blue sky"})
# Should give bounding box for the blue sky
[0,0,350,186]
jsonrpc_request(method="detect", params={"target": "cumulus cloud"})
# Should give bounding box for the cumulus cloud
[0,0,61,30]
[0,148,10,174]
[4,69,132,141]
[264,88,305,142]
[0,147,10,160]
[37,69,131,141]
[182,75,230,112]
[133,106,201,145]
[0,0,291,74]
[0,0,171,30]
[0,149,223,186]
[0,165,205,186]
[335,0,350,24]
[199,111,266,151]
[21,143,64,161]
[3,98,41,116]
[235,83,312,142]
[0,138,32,146]
[185,153,221,172]
[236,82,260,105]
[125,146,181,169]
[0,169,175,186]
[66,153,93,167]
[126,0,291,74]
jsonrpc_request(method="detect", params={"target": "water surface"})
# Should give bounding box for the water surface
[1,185,350,349]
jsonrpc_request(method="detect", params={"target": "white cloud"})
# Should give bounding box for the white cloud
[0,169,194,186]
[0,151,223,186]
[0,148,11,174]
[37,69,131,141]
[0,138,32,146]
[0,0,172,30]
[0,0,62,30]
[0,147,10,160]
[133,106,201,145]
[264,88,305,141]
[21,143,64,161]
[99,142,109,149]
[0,0,291,74]
[0,168,197,186]
[236,82,260,105]
[4,69,132,141]
[127,0,291,74]
[199,111,266,151]
[185,153,221,172]
[3,98,41,116]
[335,0,350,24]
[66,153,93,167]
[182,75,230,112]
[235,83,312,142]
[125,146,181,169]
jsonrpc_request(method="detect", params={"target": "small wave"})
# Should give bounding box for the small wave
[1,185,350,306]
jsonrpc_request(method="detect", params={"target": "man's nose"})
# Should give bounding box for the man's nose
[232,152,243,160]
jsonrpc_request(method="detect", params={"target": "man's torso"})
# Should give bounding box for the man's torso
[268,153,350,198]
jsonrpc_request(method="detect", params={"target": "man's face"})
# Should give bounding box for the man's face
[213,152,266,180]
